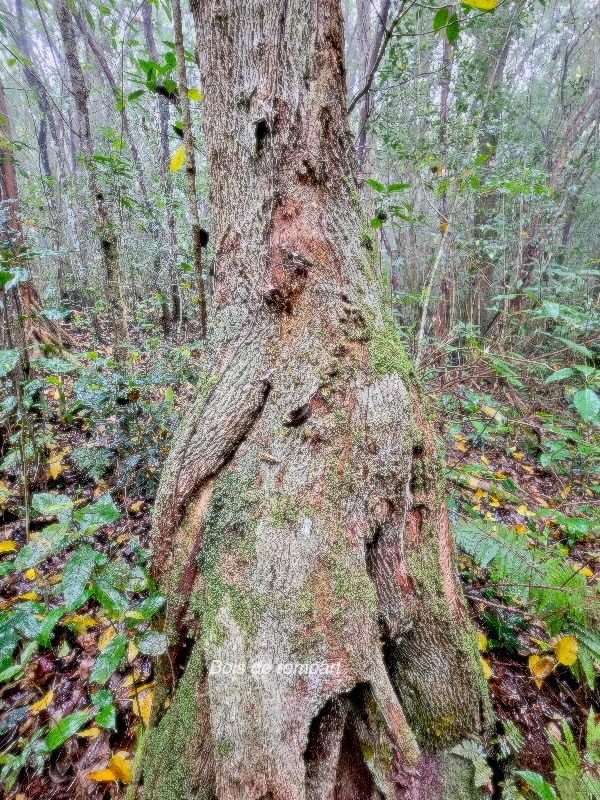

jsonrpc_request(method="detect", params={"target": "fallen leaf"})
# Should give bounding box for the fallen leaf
[88,768,117,782]
[0,540,17,554]
[480,657,492,680]
[528,654,555,687]
[514,524,527,535]
[130,500,144,513]
[109,753,133,784]
[554,636,578,666]
[98,626,118,652]
[78,727,101,738]
[18,591,38,601]
[512,452,524,461]
[517,505,535,517]
[31,690,53,713]
[477,633,488,652]
[25,568,36,580]
[170,144,185,173]
[47,449,68,480]
[131,686,154,726]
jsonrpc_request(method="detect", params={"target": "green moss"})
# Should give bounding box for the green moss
[196,470,263,643]
[269,495,301,529]
[360,228,375,251]
[141,643,205,800]
[367,321,414,382]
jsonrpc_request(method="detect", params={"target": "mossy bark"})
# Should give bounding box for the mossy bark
[139,2,492,798]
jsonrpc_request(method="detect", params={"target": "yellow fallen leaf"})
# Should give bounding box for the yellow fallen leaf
[512,452,524,461]
[477,632,488,652]
[78,727,101,738]
[88,768,117,782]
[0,540,17,554]
[109,753,132,784]
[47,449,68,480]
[187,87,202,101]
[18,592,38,601]
[170,144,185,173]
[25,568,36,580]
[64,614,98,635]
[31,689,53,713]
[517,505,535,517]
[480,455,490,465]
[0,481,11,507]
[98,626,118,652]
[522,465,534,474]
[456,442,468,453]
[130,500,144,513]
[582,567,593,577]
[514,524,527,535]
[480,657,492,680]
[528,654,555,687]
[494,472,507,479]
[490,497,501,508]
[474,488,485,499]
[554,636,578,666]
[131,686,154,726]
[440,220,448,234]
[127,641,139,663]
[480,405,505,423]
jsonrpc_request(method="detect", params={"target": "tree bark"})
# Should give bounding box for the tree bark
[140,2,490,798]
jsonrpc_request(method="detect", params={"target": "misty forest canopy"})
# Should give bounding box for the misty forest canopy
[0,0,598,799]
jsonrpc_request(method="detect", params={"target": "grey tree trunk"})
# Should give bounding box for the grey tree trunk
[56,0,129,367]
[139,2,491,798]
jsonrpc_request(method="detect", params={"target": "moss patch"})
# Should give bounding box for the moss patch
[368,321,414,382]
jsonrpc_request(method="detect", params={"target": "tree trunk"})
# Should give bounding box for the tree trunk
[172,0,207,338]
[141,0,182,331]
[56,0,129,368]
[140,2,490,798]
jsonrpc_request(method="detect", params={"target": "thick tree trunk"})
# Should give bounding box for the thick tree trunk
[140,2,490,799]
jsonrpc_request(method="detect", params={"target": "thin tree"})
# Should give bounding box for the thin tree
[55,0,129,368]
[172,0,207,338]
[138,1,490,797]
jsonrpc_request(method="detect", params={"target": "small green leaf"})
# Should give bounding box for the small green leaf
[90,633,127,684]
[126,594,164,622]
[95,704,117,730]
[128,89,145,101]
[573,389,600,425]
[45,711,89,751]
[433,6,449,31]
[187,87,202,101]
[135,630,168,656]
[365,178,385,192]
[14,524,70,569]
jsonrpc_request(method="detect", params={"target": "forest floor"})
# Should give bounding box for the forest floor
[0,315,598,799]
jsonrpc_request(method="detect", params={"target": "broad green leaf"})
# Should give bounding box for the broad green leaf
[90,633,127,684]
[31,493,73,522]
[170,144,185,173]
[545,368,575,384]
[45,711,89,751]
[573,389,600,425]
[128,89,145,100]
[14,524,70,569]
[74,495,120,532]
[387,182,410,192]
[63,545,96,609]
[552,336,593,359]
[433,7,449,30]
[446,12,459,43]
[91,689,114,709]
[462,0,497,8]
[135,630,167,656]
[187,87,202,101]
[0,350,19,378]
